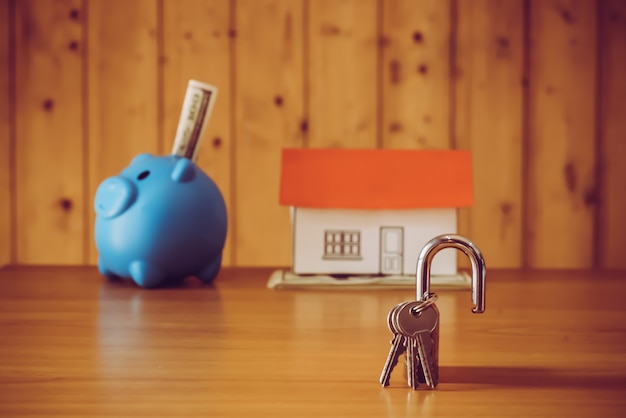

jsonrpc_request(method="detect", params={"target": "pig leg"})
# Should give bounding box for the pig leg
[129,260,166,289]
[197,254,223,284]
[98,258,121,281]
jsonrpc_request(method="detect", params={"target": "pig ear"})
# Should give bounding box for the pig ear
[131,153,152,165]
[171,158,196,183]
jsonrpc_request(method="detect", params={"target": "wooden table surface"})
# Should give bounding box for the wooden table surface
[0,266,625,417]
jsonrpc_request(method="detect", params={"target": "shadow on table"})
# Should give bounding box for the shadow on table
[440,366,626,388]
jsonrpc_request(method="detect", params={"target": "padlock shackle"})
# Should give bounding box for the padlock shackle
[416,234,486,313]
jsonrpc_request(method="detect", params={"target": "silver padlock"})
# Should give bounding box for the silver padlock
[416,234,486,313]
[379,234,486,389]
[411,234,486,388]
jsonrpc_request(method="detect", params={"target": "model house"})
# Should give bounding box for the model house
[279,148,474,276]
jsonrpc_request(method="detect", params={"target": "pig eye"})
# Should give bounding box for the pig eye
[137,170,150,180]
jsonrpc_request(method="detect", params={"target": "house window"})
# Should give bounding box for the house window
[323,230,362,260]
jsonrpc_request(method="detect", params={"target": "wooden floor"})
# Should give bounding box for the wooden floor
[0,266,625,417]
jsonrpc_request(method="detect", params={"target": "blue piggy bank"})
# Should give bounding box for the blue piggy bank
[94,153,227,288]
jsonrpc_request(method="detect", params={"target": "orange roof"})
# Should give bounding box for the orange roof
[279,149,473,209]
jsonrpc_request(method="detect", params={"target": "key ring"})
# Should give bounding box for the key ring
[410,292,438,316]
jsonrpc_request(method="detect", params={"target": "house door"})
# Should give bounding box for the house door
[380,227,403,275]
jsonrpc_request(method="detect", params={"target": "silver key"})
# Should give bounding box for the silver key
[391,301,418,388]
[392,298,435,387]
[415,304,439,388]
[392,301,417,388]
[395,300,440,389]
[405,329,418,388]
[379,302,407,387]
[390,300,431,389]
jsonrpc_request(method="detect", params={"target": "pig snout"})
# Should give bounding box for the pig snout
[94,177,137,219]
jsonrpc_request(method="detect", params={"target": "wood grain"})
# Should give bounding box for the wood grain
[598,0,626,269]
[0,0,10,266]
[0,266,625,417]
[308,0,378,148]
[161,0,233,265]
[381,0,451,150]
[14,0,85,264]
[3,0,626,269]
[527,0,597,268]
[455,0,524,268]
[234,0,304,266]
[87,0,159,263]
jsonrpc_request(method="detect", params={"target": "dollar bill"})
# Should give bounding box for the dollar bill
[171,79,218,162]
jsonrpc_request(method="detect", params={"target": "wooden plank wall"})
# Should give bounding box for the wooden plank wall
[0,0,13,266]
[14,0,85,264]
[528,0,597,268]
[0,0,10,266]
[235,0,304,266]
[599,0,626,269]
[1,0,625,270]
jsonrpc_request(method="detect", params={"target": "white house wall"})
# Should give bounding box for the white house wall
[292,208,458,276]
